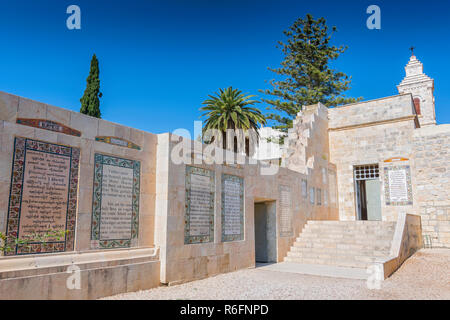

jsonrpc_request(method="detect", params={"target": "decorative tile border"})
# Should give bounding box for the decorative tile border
[221,174,244,242]
[384,165,413,206]
[279,185,293,237]
[5,137,80,255]
[95,136,141,150]
[16,118,81,137]
[90,153,140,249]
[184,166,215,244]
[384,157,409,163]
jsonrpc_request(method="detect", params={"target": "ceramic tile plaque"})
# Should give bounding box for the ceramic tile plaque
[95,136,141,150]
[279,185,293,237]
[221,174,244,242]
[185,166,215,244]
[384,165,413,206]
[16,118,81,137]
[5,137,80,255]
[91,154,140,249]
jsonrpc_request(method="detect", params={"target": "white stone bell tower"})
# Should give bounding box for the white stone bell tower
[397,53,436,126]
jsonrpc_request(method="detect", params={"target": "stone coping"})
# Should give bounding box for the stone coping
[0,247,159,277]
[330,93,412,109]
[414,124,450,136]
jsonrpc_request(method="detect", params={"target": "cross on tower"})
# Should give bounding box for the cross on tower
[410,46,415,56]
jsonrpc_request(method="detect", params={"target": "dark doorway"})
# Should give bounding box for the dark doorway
[354,165,382,221]
[254,201,277,263]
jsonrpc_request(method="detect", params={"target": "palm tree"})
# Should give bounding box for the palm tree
[200,87,266,154]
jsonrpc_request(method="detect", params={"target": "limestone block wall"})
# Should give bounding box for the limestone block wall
[328,94,417,130]
[0,91,158,251]
[0,90,340,290]
[329,95,417,221]
[155,133,338,285]
[0,91,162,298]
[282,103,339,221]
[413,124,450,247]
[283,103,331,175]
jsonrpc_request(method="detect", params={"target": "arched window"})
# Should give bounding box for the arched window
[413,97,421,115]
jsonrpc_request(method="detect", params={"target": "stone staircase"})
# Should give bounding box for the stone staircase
[285,221,396,269]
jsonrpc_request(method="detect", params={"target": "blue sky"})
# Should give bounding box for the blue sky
[0,0,449,134]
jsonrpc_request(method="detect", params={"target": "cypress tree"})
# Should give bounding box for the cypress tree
[80,54,102,118]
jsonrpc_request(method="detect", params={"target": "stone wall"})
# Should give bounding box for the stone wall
[282,102,339,220]
[328,94,417,130]
[413,124,450,247]
[155,133,338,285]
[0,91,158,251]
[328,95,417,221]
[0,90,339,293]
[0,91,160,298]
[381,213,422,279]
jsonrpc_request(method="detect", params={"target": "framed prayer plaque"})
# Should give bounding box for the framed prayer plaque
[184,166,215,244]
[91,154,140,249]
[5,137,80,255]
[384,165,413,206]
[221,174,244,242]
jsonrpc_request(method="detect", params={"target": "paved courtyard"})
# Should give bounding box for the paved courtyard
[103,249,450,300]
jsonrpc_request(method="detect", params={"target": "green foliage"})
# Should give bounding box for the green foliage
[200,87,266,140]
[0,229,68,254]
[80,54,102,118]
[261,14,362,134]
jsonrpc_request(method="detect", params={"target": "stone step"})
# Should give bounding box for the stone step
[308,221,396,228]
[303,223,396,229]
[298,233,393,240]
[288,245,390,254]
[283,220,396,270]
[302,228,395,234]
[304,225,396,231]
[305,221,395,226]
[294,238,392,247]
[289,246,390,256]
[303,225,395,229]
[286,252,385,264]
[307,221,396,226]
[287,248,389,259]
[303,227,396,233]
[284,256,372,269]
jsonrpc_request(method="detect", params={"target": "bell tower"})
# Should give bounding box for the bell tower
[397,52,436,126]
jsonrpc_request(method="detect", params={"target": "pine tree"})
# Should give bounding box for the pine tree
[261,14,362,134]
[80,54,102,118]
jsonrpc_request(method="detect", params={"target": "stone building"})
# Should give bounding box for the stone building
[0,54,447,299]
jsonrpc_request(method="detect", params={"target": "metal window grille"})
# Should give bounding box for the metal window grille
[354,164,379,181]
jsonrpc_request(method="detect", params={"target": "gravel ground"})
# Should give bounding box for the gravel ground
[103,249,450,300]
